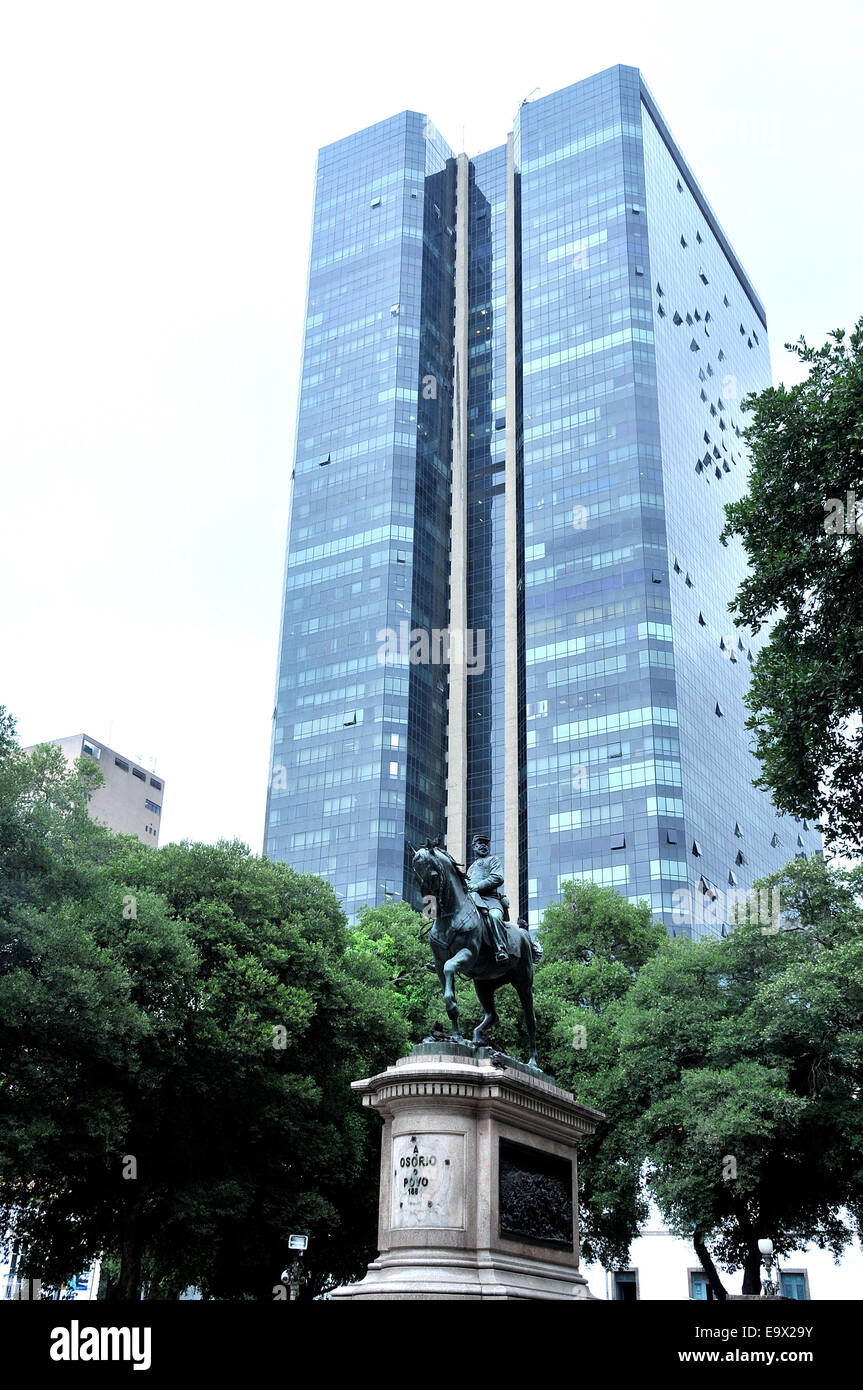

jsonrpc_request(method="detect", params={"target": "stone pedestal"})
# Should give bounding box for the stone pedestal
[331,1046,604,1301]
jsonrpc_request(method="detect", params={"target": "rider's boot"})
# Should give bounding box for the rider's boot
[492,919,509,964]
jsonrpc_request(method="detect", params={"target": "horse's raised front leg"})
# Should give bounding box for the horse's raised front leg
[443,947,473,1044]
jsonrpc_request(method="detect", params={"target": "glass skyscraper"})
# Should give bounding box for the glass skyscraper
[265,66,820,931]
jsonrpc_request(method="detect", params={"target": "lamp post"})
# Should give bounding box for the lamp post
[758,1238,779,1297]
[283,1234,309,1301]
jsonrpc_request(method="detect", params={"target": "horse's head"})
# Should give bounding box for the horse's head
[410,843,441,895]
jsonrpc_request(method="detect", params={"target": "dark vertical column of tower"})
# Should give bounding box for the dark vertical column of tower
[463,148,504,870]
[445,153,470,868]
[508,149,528,922]
[506,132,529,924]
[458,140,527,919]
[404,147,458,884]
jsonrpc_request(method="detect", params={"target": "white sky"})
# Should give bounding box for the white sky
[2,0,861,853]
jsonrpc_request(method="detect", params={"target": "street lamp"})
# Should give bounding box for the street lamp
[758,1238,779,1297]
[283,1234,309,1301]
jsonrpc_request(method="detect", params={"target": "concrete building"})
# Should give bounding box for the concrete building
[28,733,165,845]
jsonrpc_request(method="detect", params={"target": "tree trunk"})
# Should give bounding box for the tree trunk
[731,1198,764,1296]
[741,1245,762,1296]
[107,1210,143,1301]
[693,1227,727,1301]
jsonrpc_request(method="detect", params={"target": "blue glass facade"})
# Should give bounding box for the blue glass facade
[264,113,456,920]
[266,69,820,929]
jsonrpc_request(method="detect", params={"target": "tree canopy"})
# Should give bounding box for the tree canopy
[616,856,863,1295]
[721,320,863,853]
[0,710,408,1300]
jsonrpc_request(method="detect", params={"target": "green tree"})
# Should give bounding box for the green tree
[532,882,667,1268]
[346,900,441,1039]
[618,856,863,1296]
[721,320,863,853]
[0,715,409,1300]
[0,711,108,921]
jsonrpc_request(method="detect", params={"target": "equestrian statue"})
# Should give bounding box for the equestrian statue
[409,834,543,1071]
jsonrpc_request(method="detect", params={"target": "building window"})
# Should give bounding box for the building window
[115,758,129,772]
[780,1271,809,1300]
[150,778,162,791]
[82,742,101,760]
[144,799,161,815]
[613,1270,638,1301]
[132,768,146,781]
[690,1270,718,1300]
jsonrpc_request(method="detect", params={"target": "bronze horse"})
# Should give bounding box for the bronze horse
[409,842,539,1070]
